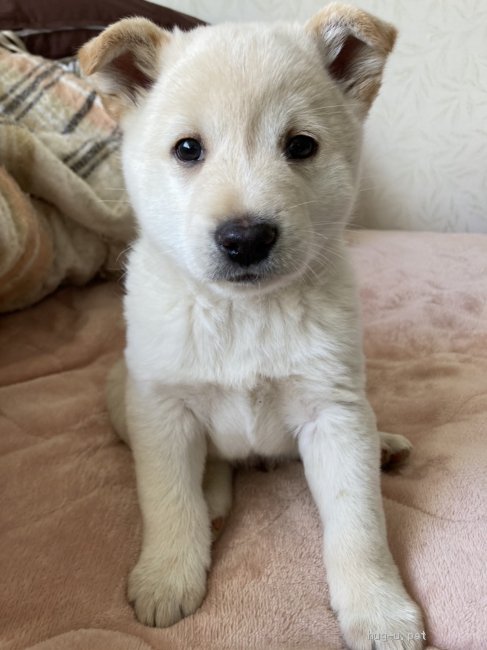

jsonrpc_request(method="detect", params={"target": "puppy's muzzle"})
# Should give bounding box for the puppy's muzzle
[215,217,278,267]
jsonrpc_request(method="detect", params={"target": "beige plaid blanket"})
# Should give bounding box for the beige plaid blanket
[0,34,134,313]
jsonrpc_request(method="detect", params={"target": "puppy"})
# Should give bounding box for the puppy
[80,5,424,648]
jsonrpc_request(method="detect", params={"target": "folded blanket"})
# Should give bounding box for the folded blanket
[0,36,134,312]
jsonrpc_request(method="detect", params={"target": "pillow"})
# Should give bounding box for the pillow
[0,0,204,59]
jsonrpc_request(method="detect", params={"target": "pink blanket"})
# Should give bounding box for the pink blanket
[1,231,485,649]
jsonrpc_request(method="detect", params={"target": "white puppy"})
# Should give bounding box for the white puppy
[80,5,424,648]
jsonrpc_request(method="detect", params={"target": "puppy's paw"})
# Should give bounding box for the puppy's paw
[128,552,207,627]
[340,591,424,650]
[379,431,413,468]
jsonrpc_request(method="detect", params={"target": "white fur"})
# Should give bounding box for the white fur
[100,14,423,649]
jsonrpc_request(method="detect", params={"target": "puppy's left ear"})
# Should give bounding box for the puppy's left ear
[306,3,397,118]
[78,17,170,121]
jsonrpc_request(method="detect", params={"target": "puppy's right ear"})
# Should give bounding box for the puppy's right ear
[78,17,170,120]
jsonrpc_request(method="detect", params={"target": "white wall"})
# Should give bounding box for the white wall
[151,1,487,232]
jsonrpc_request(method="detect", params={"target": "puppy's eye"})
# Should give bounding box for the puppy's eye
[285,135,318,160]
[174,138,204,163]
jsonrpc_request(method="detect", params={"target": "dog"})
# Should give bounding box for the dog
[79,5,425,648]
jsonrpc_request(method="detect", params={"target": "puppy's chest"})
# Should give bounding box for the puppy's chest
[189,381,297,460]
[180,294,319,385]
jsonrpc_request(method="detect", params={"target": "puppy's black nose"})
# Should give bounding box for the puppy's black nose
[215,218,278,267]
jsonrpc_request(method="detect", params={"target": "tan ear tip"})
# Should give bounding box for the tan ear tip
[308,3,398,54]
[77,17,165,76]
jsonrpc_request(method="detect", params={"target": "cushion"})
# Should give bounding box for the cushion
[0,0,204,59]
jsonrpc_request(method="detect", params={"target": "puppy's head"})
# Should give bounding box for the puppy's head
[79,5,396,292]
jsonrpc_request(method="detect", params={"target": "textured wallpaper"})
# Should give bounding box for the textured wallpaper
[152,1,487,232]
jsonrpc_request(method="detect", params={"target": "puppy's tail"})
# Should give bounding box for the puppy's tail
[106,358,130,445]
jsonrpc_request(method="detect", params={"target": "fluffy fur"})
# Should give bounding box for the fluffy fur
[80,5,424,648]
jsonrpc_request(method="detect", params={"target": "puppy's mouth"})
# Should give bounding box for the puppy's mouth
[210,260,273,285]
[226,272,262,284]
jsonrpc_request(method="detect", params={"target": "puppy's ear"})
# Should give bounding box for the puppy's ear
[306,3,397,118]
[78,17,170,120]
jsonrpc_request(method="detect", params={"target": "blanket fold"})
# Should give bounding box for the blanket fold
[0,39,134,312]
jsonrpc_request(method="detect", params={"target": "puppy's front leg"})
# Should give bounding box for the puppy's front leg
[298,400,424,649]
[126,378,210,627]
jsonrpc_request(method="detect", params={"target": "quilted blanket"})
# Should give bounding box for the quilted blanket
[0,35,133,313]
[0,231,485,649]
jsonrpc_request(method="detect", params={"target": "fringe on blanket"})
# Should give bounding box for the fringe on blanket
[0,33,134,312]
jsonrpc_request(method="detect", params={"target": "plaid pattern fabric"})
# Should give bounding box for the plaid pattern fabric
[0,35,134,312]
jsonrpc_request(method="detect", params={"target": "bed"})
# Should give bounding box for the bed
[1,230,485,649]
